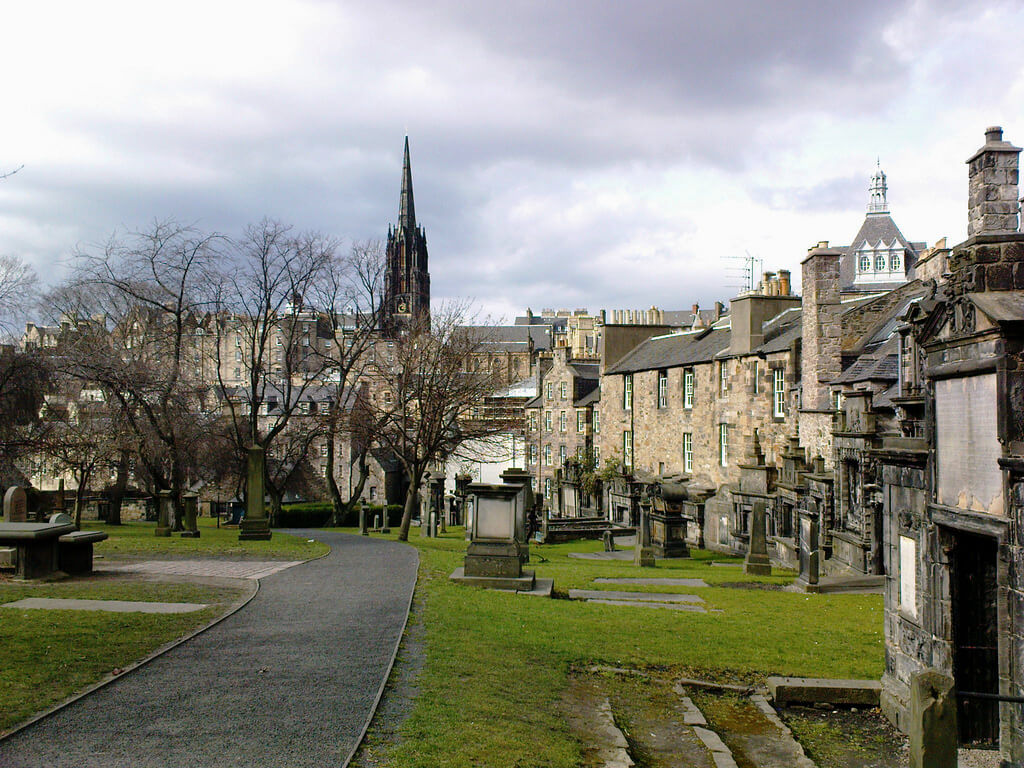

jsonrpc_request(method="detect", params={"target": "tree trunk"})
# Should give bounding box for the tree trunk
[326,430,344,525]
[266,482,283,528]
[107,449,129,525]
[73,469,90,529]
[344,451,370,521]
[397,467,423,542]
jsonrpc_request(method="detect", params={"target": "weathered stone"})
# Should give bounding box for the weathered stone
[975,244,1001,263]
[908,670,956,768]
[767,676,881,706]
[743,501,771,575]
[987,262,1014,290]
[3,486,27,523]
[154,489,173,537]
[239,446,272,541]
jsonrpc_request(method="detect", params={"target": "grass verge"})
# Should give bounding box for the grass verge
[82,516,330,560]
[0,578,247,734]
[343,527,885,768]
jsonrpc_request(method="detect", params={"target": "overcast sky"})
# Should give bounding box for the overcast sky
[3,0,1023,322]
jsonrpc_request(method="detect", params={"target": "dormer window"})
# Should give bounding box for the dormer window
[859,254,871,272]
[875,254,887,271]
[891,252,901,271]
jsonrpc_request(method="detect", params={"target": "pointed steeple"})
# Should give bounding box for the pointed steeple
[398,136,416,230]
[867,159,888,214]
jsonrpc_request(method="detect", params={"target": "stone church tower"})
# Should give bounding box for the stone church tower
[383,137,430,336]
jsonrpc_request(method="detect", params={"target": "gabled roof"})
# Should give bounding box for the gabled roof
[838,212,923,290]
[575,387,601,407]
[567,362,600,380]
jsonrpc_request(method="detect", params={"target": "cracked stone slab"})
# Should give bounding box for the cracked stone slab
[2,597,208,614]
[678,696,707,726]
[593,577,708,588]
[693,726,730,754]
[569,589,704,603]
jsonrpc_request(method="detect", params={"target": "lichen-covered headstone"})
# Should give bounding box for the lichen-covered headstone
[4,486,27,522]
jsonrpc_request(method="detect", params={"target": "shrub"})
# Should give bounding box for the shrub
[275,502,332,528]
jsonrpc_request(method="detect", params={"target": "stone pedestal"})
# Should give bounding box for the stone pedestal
[155,490,173,537]
[452,482,550,595]
[239,446,272,541]
[650,512,690,558]
[743,501,771,576]
[500,468,533,563]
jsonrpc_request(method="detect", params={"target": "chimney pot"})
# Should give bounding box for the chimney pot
[986,126,1004,143]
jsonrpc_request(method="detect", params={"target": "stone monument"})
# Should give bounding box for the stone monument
[908,670,957,768]
[743,501,771,575]
[154,489,173,537]
[4,486,27,523]
[239,446,272,541]
[450,482,552,595]
[634,496,656,567]
[181,492,200,538]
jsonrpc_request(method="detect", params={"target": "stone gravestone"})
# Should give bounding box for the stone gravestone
[155,489,173,537]
[4,486,27,522]
[180,492,200,538]
[634,499,655,567]
[909,670,957,768]
[796,512,820,592]
[48,512,73,526]
[743,501,771,576]
[239,446,272,541]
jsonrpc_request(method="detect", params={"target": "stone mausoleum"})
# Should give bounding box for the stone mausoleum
[880,127,1024,761]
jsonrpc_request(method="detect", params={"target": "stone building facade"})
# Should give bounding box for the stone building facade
[878,127,1024,760]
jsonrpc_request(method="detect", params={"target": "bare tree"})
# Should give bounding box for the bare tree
[210,219,336,523]
[307,241,387,525]
[0,254,39,341]
[48,221,221,526]
[370,305,506,541]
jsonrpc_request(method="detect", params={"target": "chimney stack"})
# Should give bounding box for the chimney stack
[967,126,1021,236]
[778,270,791,296]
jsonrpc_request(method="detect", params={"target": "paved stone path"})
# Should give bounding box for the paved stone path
[103,559,305,580]
[2,598,208,614]
[0,532,418,768]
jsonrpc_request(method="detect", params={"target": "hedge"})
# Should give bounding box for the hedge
[275,502,405,528]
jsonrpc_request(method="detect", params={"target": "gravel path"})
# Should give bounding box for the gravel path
[0,531,418,768]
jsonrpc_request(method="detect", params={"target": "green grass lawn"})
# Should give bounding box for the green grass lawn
[0,579,246,734]
[345,527,885,768]
[82,515,330,560]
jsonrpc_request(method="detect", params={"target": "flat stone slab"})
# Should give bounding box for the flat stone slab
[104,559,304,580]
[767,676,882,706]
[568,550,636,560]
[587,599,707,613]
[594,577,708,587]
[710,561,742,568]
[569,589,704,603]
[2,598,208,614]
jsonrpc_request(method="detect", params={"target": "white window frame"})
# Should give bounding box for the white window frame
[773,367,786,418]
[623,430,633,469]
[683,369,694,409]
[592,409,600,434]
[558,410,567,433]
[560,381,568,400]
[623,374,633,410]
[720,361,728,396]
[657,369,668,408]
[577,410,586,433]
[752,361,760,394]
[683,433,693,473]
[719,423,728,467]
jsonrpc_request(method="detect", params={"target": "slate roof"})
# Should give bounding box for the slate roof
[568,363,600,380]
[605,328,731,374]
[754,307,802,355]
[575,387,601,407]
[837,212,924,291]
[463,324,551,350]
[833,335,900,385]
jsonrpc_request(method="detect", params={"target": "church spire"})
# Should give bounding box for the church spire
[867,159,888,214]
[399,136,416,230]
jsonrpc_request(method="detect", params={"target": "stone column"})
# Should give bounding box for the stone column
[744,501,771,575]
[908,670,957,768]
[155,489,173,537]
[239,446,272,541]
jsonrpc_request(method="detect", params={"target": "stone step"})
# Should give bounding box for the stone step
[766,676,881,707]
